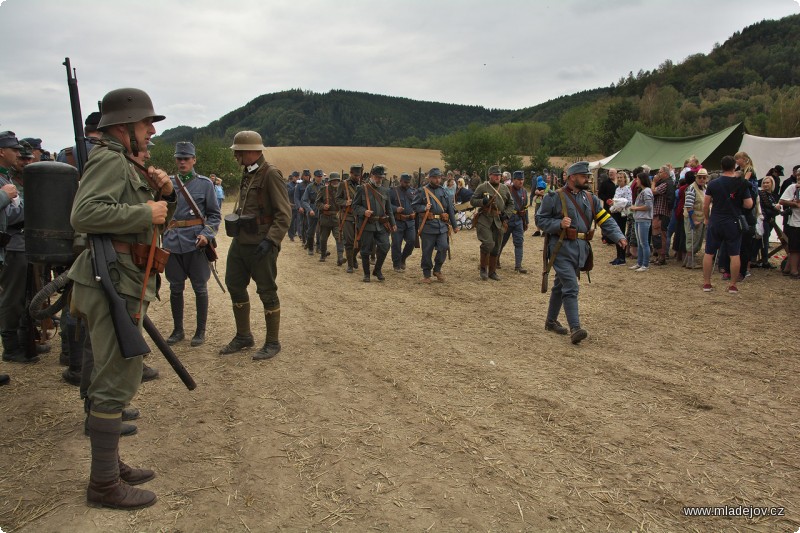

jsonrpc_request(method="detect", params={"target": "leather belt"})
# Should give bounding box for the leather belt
[577,232,593,241]
[258,215,274,225]
[397,213,415,221]
[322,210,338,216]
[168,218,203,229]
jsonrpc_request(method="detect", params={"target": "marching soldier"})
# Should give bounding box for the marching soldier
[470,165,514,281]
[499,170,529,273]
[286,171,298,242]
[315,172,344,264]
[412,168,458,283]
[352,165,395,282]
[220,131,291,360]
[389,172,416,272]
[535,161,626,344]
[336,164,363,273]
[301,169,324,256]
[68,88,176,509]
[294,169,310,245]
[163,142,221,347]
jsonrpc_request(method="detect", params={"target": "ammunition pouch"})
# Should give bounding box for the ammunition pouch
[130,243,170,274]
[224,214,258,237]
[563,228,594,241]
[378,215,392,233]
[224,214,241,237]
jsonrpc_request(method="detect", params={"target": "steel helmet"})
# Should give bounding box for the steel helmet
[97,88,165,130]
[230,131,265,151]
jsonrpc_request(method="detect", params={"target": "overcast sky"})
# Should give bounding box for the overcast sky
[0,0,797,152]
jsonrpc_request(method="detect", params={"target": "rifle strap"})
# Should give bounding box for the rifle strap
[561,188,595,231]
[174,175,206,226]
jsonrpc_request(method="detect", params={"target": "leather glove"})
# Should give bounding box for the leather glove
[253,239,274,259]
[482,195,490,206]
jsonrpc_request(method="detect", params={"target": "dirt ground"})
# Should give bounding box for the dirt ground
[1,201,797,533]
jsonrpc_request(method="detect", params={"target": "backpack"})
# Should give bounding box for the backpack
[666,178,676,209]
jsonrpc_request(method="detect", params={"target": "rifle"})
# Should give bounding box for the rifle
[170,174,225,292]
[63,58,88,177]
[88,234,151,358]
[65,57,194,389]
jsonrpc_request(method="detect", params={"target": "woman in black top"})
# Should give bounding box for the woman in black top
[757,176,780,268]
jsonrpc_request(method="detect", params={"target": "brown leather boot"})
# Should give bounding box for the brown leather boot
[488,255,501,281]
[480,252,489,281]
[86,411,156,509]
[119,458,155,486]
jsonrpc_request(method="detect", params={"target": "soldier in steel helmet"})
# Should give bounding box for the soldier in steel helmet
[68,88,176,509]
[470,165,514,281]
[220,131,291,360]
[315,171,344,264]
[351,165,395,282]
[163,141,221,347]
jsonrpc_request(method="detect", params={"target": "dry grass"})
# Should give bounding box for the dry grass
[0,200,797,532]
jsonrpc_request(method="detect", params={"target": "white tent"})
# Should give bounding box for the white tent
[589,151,619,170]
[738,133,800,183]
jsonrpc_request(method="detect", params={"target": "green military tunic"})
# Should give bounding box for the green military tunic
[225,154,291,310]
[68,136,176,412]
[470,181,514,255]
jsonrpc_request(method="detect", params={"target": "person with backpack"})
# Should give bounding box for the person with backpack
[651,165,673,265]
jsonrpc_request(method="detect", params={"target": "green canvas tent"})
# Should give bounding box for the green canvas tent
[602,123,745,171]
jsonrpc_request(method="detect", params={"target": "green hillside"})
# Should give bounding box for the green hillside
[159,14,800,158]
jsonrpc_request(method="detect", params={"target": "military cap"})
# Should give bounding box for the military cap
[328,172,341,181]
[487,165,502,175]
[21,138,43,151]
[399,173,412,182]
[290,170,299,177]
[428,168,443,177]
[350,163,363,171]
[0,131,23,150]
[512,170,524,180]
[19,140,34,159]
[313,169,323,177]
[371,165,386,177]
[85,111,102,128]
[567,161,591,176]
[174,141,196,158]
[302,169,310,176]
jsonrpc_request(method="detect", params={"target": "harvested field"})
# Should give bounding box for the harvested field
[0,200,797,533]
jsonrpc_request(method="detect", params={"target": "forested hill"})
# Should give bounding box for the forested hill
[160,14,800,155]
[158,90,512,147]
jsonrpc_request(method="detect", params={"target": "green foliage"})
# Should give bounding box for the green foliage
[440,124,522,175]
[148,136,242,191]
[154,14,800,161]
[530,147,551,173]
